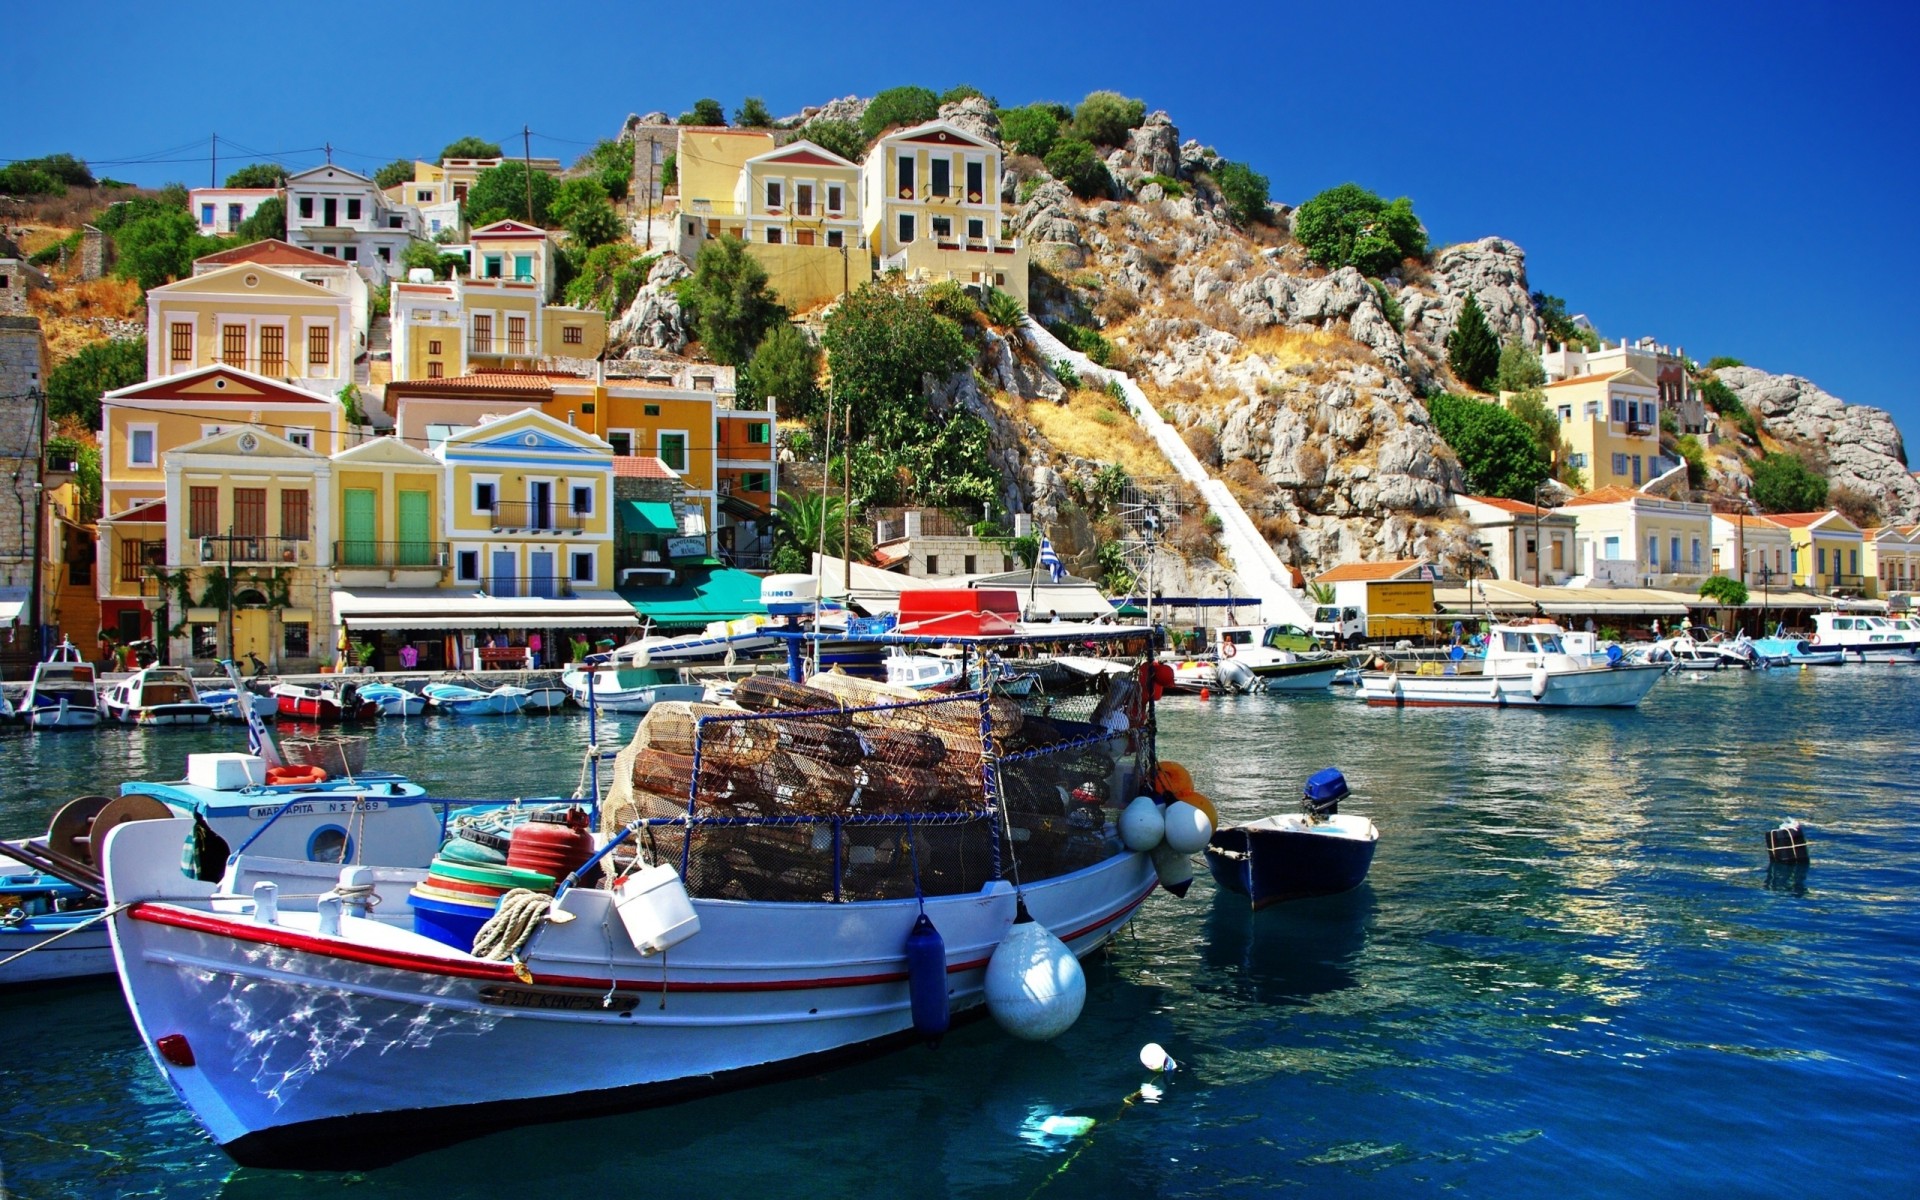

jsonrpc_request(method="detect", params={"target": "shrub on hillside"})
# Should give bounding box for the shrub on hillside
[1044,138,1111,201]
[1072,91,1146,146]
[1445,294,1500,392]
[48,338,146,428]
[740,323,821,417]
[799,120,867,163]
[1427,392,1550,500]
[1212,161,1271,227]
[374,159,414,190]
[464,161,559,227]
[438,136,502,162]
[681,235,787,367]
[1293,183,1427,275]
[223,163,286,189]
[236,197,286,241]
[999,104,1068,159]
[1826,484,1881,529]
[1495,341,1546,392]
[1705,355,1744,370]
[1751,452,1828,513]
[678,99,727,126]
[860,86,941,140]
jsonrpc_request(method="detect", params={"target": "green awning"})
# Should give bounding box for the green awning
[619,567,767,627]
[617,500,678,535]
[670,554,725,567]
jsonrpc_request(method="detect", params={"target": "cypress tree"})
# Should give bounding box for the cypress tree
[1446,292,1501,392]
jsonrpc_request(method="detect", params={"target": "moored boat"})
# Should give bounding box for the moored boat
[1809,612,1920,664]
[559,664,704,713]
[101,666,215,725]
[272,680,380,722]
[1204,768,1379,908]
[1357,620,1665,708]
[21,641,100,729]
[356,681,426,717]
[422,682,531,715]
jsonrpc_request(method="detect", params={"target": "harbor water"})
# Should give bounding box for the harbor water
[1,667,1916,1198]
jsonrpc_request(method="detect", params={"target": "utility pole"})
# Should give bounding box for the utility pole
[522,126,535,223]
[324,142,333,165]
[211,132,217,188]
[841,401,851,601]
[225,524,236,665]
[28,386,46,660]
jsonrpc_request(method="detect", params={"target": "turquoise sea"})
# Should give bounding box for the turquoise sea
[1,666,1916,1198]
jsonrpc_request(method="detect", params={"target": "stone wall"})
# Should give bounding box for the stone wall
[0,317,48,590]
[80,225,110,280]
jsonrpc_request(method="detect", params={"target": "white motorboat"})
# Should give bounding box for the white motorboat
[101,666,215,725]
[609,615,781,665]
[1357,620,1666,708]
[885,650,966,691]
[103,614,1177,1169]
[422,682,530,715]
[1809,612,1920,663]
[20,641,100,729]
[560,664,705,713]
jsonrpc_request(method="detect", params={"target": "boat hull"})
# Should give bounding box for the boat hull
[1204,815,1378,908]
[124,703,215,726]
[1357,662,1665,708]
[103,816,1158,1169]
[0,917,113,984]
[25,701,100,729]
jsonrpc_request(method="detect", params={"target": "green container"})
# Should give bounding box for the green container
[426,857,556,891]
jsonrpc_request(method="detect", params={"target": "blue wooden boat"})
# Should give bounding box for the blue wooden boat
[422,682,529,715]
[1204,768,1379,908]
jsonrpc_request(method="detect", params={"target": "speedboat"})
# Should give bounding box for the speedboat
[273,680,381,722]
[422,682,530,715]
[101,666,215,725]
[1809,612,1920,663]
[560,664,705,713]
[1356,620,1666,708]
[885,650,965,691]
[20,641,100,729]
[1204,768,1380,907]
[102,590,1177,1169]
[357,682,426,717]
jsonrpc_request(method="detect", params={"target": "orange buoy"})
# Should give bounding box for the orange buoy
[1199,687,1212,700]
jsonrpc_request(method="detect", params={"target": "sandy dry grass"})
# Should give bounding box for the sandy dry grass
[1235,326,1366,369]
[30,277,143,320]
[997,387,1174,479]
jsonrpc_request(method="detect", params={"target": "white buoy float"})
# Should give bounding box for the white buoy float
[1161,800,1213,854]
[1530,667,1550,700]
[1119,795,1166,852]
[1150,841,1195,897]
[1139,1042,1178,1073]
[985,900,1086,1041]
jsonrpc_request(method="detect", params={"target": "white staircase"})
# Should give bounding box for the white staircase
[1019,318,1316,627]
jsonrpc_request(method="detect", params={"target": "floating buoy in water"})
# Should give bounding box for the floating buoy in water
[1161,800,1213,854]
[1119,795,1166,852]
[904,912,950,1044]
[1151,841,1195,897]
[1139,1042,1178,1073]
[985,901,1086,1041]
[1766,818,1809,865]
[1199,687,1212,701]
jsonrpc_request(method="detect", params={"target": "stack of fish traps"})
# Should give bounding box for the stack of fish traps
[601,667,1144,903]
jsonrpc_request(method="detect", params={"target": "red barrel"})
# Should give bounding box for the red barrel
[508,808,597,885]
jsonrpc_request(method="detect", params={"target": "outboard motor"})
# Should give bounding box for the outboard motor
[338,681,360,718]
[1302,767,1349,819]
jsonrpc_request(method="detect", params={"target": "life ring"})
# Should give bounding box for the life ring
[266,764,328,786]
[1221,640,1237,659]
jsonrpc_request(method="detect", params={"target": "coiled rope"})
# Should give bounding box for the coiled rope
[472,888,552,961]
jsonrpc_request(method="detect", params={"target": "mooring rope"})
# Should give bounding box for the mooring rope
[471,888,552,962]
[0,903,131,968]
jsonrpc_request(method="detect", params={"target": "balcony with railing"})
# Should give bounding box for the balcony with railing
[488,501,585,533]
[332,540,450,569]
[193,535,312,565]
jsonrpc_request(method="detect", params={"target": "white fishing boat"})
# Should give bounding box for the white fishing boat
[422,682,530,715]
[1357,620,1666,708]
[1809,612,1920,663]
[20,641,100,729]
[608,614,781,665]
[559,664,705,713]
[103,595,1184,1168]
[101,666,215,725]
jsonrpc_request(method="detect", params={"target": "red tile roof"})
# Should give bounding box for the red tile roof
[612,456,677,479]
[1563,485,1647,506]
[1765,510,1851,530]
[194,239,341,268]
[1315,559,1426,582]
[1468,495,1550,516]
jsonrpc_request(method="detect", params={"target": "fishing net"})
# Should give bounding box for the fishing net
[599,669,1149,903]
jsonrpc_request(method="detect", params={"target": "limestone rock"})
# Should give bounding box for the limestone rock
[1716,366,1920,522]
[1121,112,1180,179]
[1019,181,1082,247]
[636,111,670,126]
[1178,139,1220,179]
[1405,237,1539,352]
[609,254,694,355]
[792,95,867,128]
[937,96,1000,146]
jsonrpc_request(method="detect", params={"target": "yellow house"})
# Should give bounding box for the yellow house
[435,408,615,598]
[330,436,448,582]
[160,425,333,670]
[468,220,557,298]
[1531,368,1668,492]
[1562,486,1714,586]
[146,262,354,395]
[1770,510,1867,594]
[860,120,1028,304]
[676,129,779,233]
[729,140,872,309]
[1710,511,1795,585]
[388,274,605,382]
[1866,524,1920,599]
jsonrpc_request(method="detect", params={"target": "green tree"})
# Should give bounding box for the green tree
[13,153,94,188]
[860,86,941,140]
[773,492,872,572]
[402,240,462,279]
[1504,388,1564,475]
[734,97,774,128]
[661,152,677,191]
[1212,161,1271,227]
[1044,137,1111,200]
[235,196,286,242]
[578,139,633,201]
[798,119,868,163]
[1698,575,1749,607]
[549,176,622,248]
[678,99,727,126]
[47,338,146,428]
[112,208,198,289]
[681,235,786,366]
[1751,452,1828,513]
[823,278,973,444]
[0,164,66,196]
[464,161,559,227]
[940,84,989,104]
[565,244,654,315]
[45,434,101,521]
[1496,340,1546,392]
[1292,183,1427,275]
[438,136,502,162]
[223,163,286,189]
[1072,91,1146,146]
[1446,293,1500,392]
[1427,393,1550,500]
[374,158,415,190]
[1673,433,1708,488]
[998,104,1064,159]
[1705,355,1744,370]
[740,323,821,417]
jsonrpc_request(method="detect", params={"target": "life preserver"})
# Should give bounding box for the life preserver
[1221,640,1237,659]
[266,765,328,786]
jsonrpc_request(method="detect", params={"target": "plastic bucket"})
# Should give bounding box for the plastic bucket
[408,888,496,952]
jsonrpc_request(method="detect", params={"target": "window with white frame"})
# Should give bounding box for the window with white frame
[765,227,783,244]
[128,424,157,467]
[826,184,842,212]
[826,230,844,248]
[571,485,593,515]
[658,431,688,473]
[286,428,313,451]
[897,213,914,244]
[967,218,984,241]
[1648,536,1659,565]
[571,551,594,583]
[607,430,634,457]
[764,180,783,208]
[931,216,952,239]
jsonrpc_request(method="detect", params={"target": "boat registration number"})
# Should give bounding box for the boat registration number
[478,985,639,1014]
[244,799,389,820]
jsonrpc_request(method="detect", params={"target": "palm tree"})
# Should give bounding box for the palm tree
[774,490,872,573]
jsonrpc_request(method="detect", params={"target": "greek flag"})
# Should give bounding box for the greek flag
[245,705,283,768]
[1038,536,1064,583]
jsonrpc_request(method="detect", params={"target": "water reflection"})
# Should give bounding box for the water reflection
[1199,888,1374,1006]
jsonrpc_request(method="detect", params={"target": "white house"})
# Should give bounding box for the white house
[285,164,423,283]
[1454,494,1579,586]
[1563,486,1715,587]
[189,187,280,236]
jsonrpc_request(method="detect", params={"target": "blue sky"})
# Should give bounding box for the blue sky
[10,2,1918,445]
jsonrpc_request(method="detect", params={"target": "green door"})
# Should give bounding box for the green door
[343,488,377,566]
[397,491,431,566]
